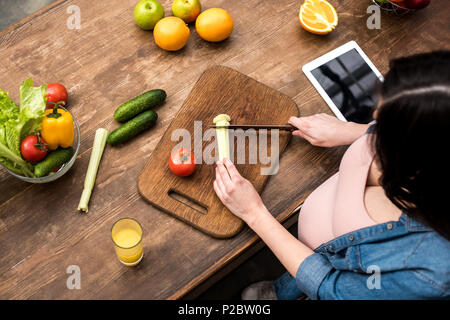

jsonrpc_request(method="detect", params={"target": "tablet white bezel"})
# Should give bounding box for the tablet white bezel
[302,41,384,122]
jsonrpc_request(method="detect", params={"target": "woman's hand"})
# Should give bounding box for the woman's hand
[214,159,314,277]
[288,113,369,147]
[213,158,268,225]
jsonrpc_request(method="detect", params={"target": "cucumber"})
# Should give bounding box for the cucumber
[34,147,74,178]
[114,89,166,123]
[107,110,158,146]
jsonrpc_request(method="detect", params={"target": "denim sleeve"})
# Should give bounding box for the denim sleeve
[296,253,446,300]
[295,253,333,300]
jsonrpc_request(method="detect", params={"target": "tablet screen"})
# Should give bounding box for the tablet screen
[310,49,382,124]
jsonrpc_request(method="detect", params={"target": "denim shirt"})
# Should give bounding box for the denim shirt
[296,213,450,299]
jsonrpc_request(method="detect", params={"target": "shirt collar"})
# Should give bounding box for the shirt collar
[400,212,433,232]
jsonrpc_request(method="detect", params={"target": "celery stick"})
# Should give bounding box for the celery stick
[78,128,108,212]
[213,114,231,161]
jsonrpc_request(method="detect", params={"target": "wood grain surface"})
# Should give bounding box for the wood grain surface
[138,65,298,238]
[0,0,449,299]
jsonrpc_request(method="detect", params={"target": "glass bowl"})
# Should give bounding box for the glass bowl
[371,0,413,15]
[1,106,81,183]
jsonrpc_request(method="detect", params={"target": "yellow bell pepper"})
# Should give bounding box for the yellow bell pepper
[41,102,74,150]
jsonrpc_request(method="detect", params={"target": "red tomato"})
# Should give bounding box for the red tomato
[20,135,48,163]
[45,83,68,108]
[169,148,196,177]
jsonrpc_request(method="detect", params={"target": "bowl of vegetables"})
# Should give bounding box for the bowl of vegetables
[0,79,80,183]
[372,0,431,15]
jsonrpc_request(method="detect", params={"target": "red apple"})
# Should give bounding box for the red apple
[404,0,431,10]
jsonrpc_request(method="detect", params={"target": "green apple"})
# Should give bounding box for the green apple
[172,0,201,23]
[134,0,165,30]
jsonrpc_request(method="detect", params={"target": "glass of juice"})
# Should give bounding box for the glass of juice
[111,218,144,266]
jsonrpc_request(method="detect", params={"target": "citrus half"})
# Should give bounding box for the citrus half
[299,0,338,35]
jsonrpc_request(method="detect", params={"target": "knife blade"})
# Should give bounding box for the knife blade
[209,124,296,131]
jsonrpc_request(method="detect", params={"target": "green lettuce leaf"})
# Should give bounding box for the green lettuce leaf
[0,141,34,176]
[19,78,47,119]
[0,89,21,155]
[0,79,47,177]
[19,78,47,141]
[0,89,19,121]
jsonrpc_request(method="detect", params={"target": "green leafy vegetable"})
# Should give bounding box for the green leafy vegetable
[19,78,48,140]
[0,79,47,177]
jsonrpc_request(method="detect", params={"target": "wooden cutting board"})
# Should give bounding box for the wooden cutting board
[138,66,298,238]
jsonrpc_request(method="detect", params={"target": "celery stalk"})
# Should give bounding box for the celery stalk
[78,128,108,213]
[213,114,231,161]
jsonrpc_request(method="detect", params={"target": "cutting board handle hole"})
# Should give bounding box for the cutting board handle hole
[168,189,208,215]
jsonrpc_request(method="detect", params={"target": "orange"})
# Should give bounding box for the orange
[299,0,338,35]
[153,17,190,51]
[195,8,233,42]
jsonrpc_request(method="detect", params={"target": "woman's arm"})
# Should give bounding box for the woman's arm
[248,207,314,277]
[288,113,370,147]
[214,159,314,277]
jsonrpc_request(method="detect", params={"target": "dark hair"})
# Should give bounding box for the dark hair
[373,51,450,240]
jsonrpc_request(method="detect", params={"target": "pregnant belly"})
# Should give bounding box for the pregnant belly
[298,172,339,250]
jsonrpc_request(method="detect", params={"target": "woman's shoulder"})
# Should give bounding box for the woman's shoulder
[354,216,450,296]
[356,226,449,297]
[383,217,450,271]
[404,230,450,274]
[403,230,450,297]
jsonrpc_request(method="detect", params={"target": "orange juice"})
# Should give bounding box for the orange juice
[111,219,143,266]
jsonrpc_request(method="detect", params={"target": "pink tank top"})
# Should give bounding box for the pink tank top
[298,134,377,249]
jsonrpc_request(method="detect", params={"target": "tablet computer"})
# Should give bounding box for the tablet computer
[302,41,384,124]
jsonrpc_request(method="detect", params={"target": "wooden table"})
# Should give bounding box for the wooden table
[0,0,448,299]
